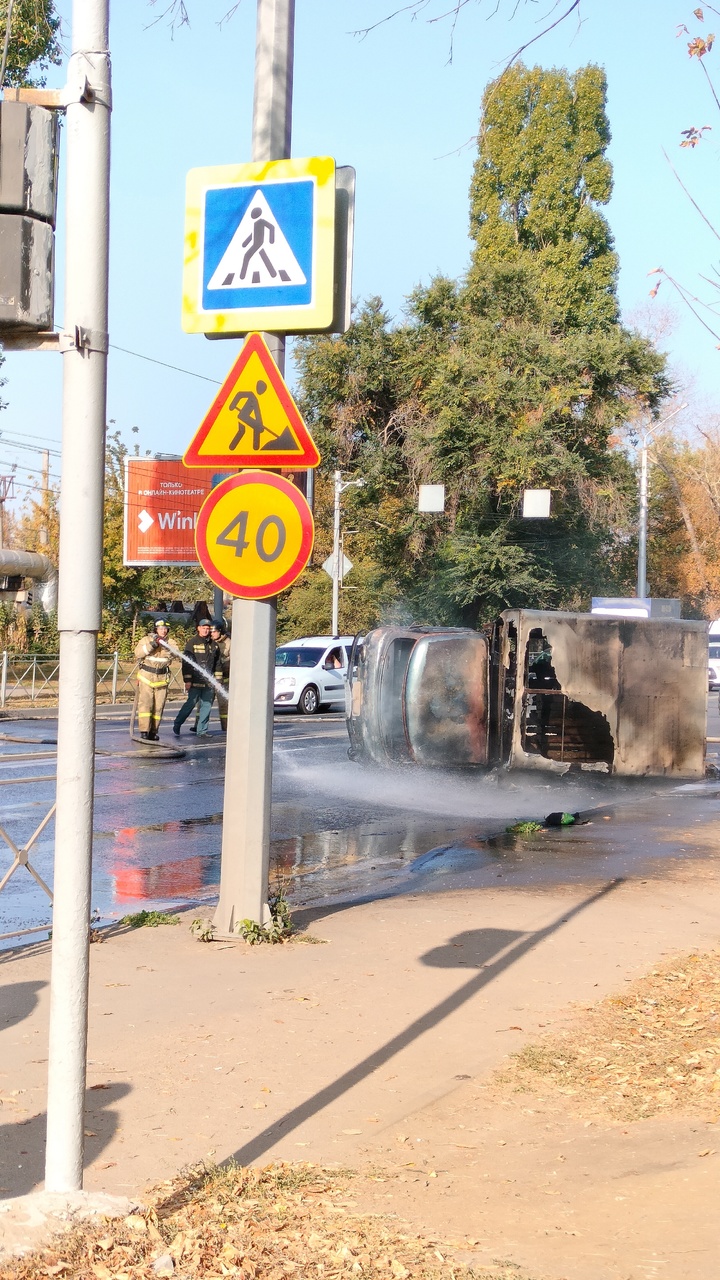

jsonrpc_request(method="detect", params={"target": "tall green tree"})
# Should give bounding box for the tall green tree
[291,63,672,634]
[469,63,618,330]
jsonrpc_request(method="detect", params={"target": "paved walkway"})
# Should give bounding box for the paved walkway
[2,794,720,1275]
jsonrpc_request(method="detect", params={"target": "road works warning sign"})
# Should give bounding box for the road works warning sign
[182,156,336,335]
[123,459,231,566]
[183,333,320,470]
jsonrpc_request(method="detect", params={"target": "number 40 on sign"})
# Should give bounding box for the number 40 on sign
[195,472,314,600]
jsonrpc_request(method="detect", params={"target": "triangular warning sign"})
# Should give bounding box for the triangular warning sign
[183,333,321,470]
[207,190,307,291]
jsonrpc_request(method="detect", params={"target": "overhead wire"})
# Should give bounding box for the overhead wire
[108,343,223,385]
[0,426,62,447]
[0,458,60,481]
[0,436,62,458]
[0,475,49,495]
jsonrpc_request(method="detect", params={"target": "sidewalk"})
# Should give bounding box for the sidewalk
[2,805,720,1276]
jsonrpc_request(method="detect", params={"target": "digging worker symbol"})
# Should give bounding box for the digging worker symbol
[134,618,175,740]
[228,379,300,454]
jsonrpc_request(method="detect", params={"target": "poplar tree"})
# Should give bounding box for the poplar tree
[470,64,618,330]
[290,64,672,634]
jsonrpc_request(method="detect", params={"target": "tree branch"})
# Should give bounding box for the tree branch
[700,54,720,113]
[651,269,720,345]
[353,0,581,66]
[662,147,720,243]
[501,0,582,71]
[145,1,190,32]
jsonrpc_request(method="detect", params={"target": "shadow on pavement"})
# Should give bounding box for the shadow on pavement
[0,1082,131,1200]
[420,928,525,969]
[230,879,622,1167]
[0,980,46,1032]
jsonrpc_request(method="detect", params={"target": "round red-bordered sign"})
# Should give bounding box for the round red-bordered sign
[195,471,314,599]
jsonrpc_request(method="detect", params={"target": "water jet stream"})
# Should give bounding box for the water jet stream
[158,639,229,701]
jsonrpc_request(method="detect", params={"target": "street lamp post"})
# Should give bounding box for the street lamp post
[332,470,364,635]
[636,403,687,601]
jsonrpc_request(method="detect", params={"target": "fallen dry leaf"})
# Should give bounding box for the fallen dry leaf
[496,945,720,1122]
[1,1162,488,1280]
[123,1215,148,1233]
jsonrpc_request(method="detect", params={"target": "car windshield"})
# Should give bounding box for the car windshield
[275,646,325,668]
[710,645,720,659]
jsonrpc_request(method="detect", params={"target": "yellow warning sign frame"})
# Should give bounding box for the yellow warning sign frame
[183,333,320,470]
[183,156,336,335]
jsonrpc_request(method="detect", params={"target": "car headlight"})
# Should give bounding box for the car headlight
[276,675,297,688]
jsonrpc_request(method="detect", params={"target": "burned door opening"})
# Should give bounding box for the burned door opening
[520,629,614,768]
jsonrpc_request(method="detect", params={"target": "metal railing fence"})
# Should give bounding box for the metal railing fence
[0,651,187,707]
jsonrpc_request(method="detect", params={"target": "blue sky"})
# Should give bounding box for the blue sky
[1,0,719,516]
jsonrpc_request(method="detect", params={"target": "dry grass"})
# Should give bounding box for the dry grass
[0,1162,534,1280]
[497,947,720,1121]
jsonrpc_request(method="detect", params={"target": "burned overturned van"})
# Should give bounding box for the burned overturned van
[346,610,708,779]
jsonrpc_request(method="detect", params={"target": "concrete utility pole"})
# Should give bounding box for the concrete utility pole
[44,0,111,1193]
[213,0,294,935]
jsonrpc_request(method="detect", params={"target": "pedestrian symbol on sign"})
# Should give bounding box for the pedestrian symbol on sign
[207,190,307,291]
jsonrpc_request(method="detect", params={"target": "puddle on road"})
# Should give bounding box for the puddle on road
[89,797,720,924]
[4,750,720,945]
[85,816,479,918]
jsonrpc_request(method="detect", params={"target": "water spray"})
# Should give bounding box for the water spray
[158,638,229,702]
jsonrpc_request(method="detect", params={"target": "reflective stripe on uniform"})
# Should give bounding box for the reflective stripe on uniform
[137,671,170,688]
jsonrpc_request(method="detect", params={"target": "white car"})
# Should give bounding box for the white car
[274,635,355,714]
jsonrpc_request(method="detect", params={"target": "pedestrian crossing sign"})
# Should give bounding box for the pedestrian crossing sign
[183,156,336,335]
[183,332,321,469]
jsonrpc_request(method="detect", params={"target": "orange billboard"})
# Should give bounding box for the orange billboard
[123,458,231,566]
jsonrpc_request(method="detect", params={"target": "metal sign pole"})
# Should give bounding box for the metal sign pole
[637,440,649,601]
[213,0,294,934]
[44,0,111,1193]
[331,470,341,636]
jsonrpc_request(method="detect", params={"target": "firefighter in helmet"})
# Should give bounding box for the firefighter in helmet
[211,617,230,732]
[134,618,174,740]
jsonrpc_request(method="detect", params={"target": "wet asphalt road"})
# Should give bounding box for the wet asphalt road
[2,696,720,946]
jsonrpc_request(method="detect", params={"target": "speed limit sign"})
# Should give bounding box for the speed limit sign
[195,471,314,598]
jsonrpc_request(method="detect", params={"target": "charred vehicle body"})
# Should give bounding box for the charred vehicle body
[346,610,708,779]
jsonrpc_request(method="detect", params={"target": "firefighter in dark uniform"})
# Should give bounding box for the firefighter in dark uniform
[172,618,219,738]
[134,619,174,740]
[211,617,231,732]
